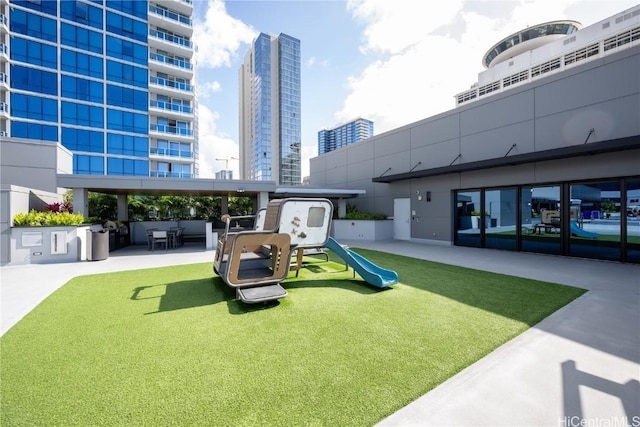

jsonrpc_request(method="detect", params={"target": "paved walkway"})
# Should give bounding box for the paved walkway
[1,241,639,426]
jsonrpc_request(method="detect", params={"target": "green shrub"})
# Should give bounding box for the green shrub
[336,203,388,220]
[343,211,388,220]
[13,210,87,226]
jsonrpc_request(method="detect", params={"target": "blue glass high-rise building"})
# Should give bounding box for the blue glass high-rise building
[1,0,198,178]
[239,32,301,185]
[318,117,373,155]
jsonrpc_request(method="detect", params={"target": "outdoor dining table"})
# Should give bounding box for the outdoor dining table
[146,228,183,250]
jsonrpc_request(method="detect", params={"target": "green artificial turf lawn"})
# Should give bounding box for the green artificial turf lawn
[1,249,586,426]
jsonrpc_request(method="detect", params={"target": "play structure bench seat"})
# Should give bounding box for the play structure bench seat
[237,284,287,304]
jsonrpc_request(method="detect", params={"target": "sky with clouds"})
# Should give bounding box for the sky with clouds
[191,0,639,180]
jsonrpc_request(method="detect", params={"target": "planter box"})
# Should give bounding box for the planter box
[9,224,102,265]
[331,219,393,242]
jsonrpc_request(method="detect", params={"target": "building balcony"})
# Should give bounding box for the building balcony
[148,52,193,79]
[149,146,194,160]
[150,123,193,140]
[0,72,8,89]
[148,4,193,36]
[0,42,7,60]
[148,29,193,57]
[0,101,8,117]
[150,170,193,179]
[149,75,194,98]
[151,0,193,17]
[0,13,7,33]
[149,99,193,119]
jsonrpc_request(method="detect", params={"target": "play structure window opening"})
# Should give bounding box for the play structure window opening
[307,207,326,227]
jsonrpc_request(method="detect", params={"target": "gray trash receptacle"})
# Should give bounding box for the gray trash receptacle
[88,229,109,261]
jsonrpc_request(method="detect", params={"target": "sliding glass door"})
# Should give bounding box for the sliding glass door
[521,186,561,255]
[485,189,517,250]
[455,190,481,247]
[569,182,620,261]
[454,179,639,263]
[627,180,640,263]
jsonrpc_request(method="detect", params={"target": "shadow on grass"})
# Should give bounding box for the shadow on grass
[130,260,389,315]
[131,277,232,314]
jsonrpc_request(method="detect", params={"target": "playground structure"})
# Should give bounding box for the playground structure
[213,198,398,304]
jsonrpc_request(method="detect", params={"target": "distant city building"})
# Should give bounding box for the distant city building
[2,0,198,178]
[318,118,374,155]
[215,170,233,180]
[239,32,301,185]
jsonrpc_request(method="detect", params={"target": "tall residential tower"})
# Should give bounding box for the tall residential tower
[1,0,198,178]
[318,117,374,155]
[239,32,301,185]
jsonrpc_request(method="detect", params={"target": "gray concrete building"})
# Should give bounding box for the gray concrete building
[309,6,640,263]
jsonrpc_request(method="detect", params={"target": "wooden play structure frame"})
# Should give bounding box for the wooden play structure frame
[213,198,334,304]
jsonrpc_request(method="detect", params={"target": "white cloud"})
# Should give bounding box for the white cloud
[197,104,240,179]
[306,56,329,68]
[198,80,222,99]
[192,0,257,69]
[337,0,635,135]
[347,0,464,55]
[337,1,485,132]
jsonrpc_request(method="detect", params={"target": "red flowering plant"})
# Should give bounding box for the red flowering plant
[46,201,74,214]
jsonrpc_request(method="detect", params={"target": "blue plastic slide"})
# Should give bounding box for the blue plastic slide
[325,237,398,288]
[570,221,598,239]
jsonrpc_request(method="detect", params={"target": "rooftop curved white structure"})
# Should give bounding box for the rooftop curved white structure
[456,5,640,107]
[482,20,582,68]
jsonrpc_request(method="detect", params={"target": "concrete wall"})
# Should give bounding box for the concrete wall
[332,220,393,242]
[309,46,640,244]
[0,185,69,264]
[0,138,73,194]
[8,224,102,266]
[1,140,74,264]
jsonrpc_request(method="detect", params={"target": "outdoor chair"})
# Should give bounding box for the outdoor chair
[146,228,158,250]
[151,230,168,251]
[170,227,184,247]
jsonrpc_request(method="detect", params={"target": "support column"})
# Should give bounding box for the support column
[257,191,269,209]
[73,188,89,218]
[338,198,347,219]
[220,195,229,215]
[117,194,128,221]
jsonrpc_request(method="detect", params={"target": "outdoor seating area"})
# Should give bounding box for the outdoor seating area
[147,227,184,251]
